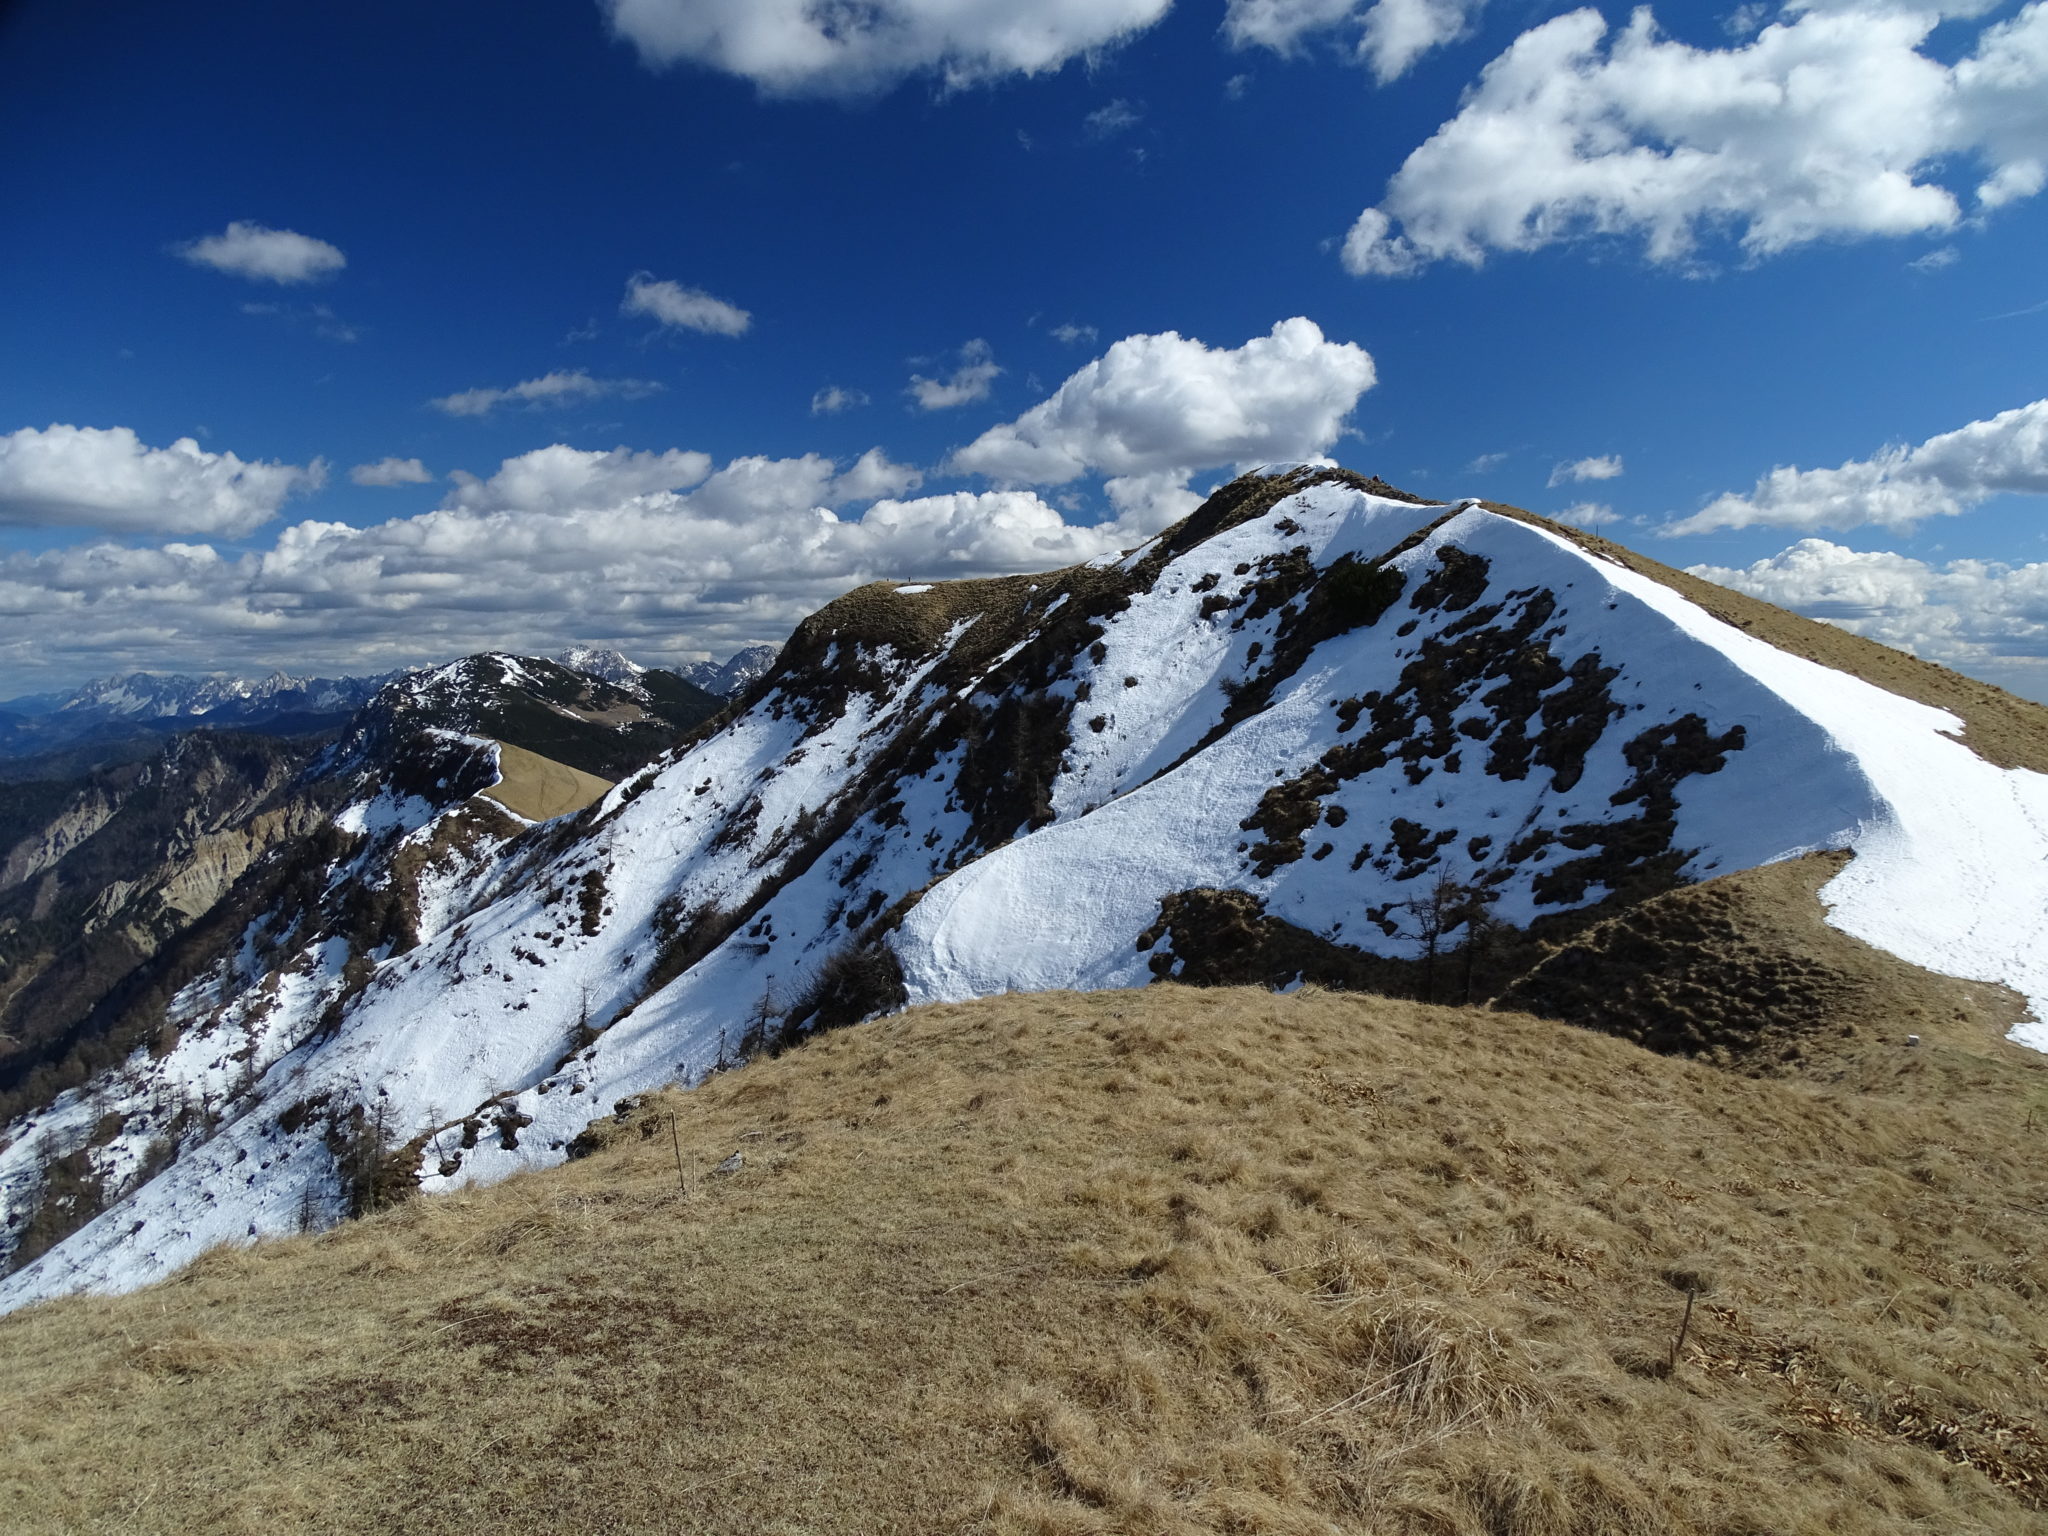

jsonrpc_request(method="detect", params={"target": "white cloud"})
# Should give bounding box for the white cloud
[1554,501,1621,527]
[1050,322,1098,346]
[178,222,346,285]
[949,318,1376,530]
[1224,0,1484,82]
[621,273,752,337]
[1549,453,1623,486]
[1344,2,2048,277]
[1690,538,2048,682]
[599,0,1173,97]
[1357,0,1486,81]
[908,339,1002,411]
[1909,244,1960,272]
[349,457,433,488]
[1466,450,1509,473]
[811,386,869,415]
[0,445,1133,688]
[429,370,663,418]
[0,425,323,537]
[1668,398,2048,535]
[442,445,713,515]
[1085,99,1142,138]
[831,447,924,502]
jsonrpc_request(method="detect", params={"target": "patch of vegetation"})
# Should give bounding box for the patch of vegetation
[1523,713,1747,910]
[1239,768,1338,877]
[774,942,908,1048]
[325,1100,421,1220]
[951,690,1070,851]
[1499,850,2028,1072]
[575,869,608,936]
[639,895,731,999]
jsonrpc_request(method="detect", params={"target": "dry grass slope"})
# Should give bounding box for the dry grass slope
[479,740,614,822]
[6,984,2048,1535]
[1501,852,2034,1071]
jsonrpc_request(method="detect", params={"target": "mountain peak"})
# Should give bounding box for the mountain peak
[8,467,2048,1312]
[553,646,646,686]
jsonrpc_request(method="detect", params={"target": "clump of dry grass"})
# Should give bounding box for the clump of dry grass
[4,982,2048,1534]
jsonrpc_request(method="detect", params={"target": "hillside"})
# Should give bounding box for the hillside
[5,983,2047,1535]
[10,465,2048,1311]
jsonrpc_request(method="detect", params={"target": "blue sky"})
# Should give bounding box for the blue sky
[3,0,2045,696]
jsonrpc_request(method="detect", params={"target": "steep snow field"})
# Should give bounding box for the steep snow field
[8,474,2048,1310]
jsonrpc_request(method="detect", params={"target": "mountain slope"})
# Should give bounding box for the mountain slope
[0,731,329,1104]
[4,983,2046,1535]
[346,651,722,780]
[8,466,2048,1310]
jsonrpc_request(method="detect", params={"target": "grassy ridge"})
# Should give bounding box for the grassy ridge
[478,740,613,823]
[5,984,2048,1534]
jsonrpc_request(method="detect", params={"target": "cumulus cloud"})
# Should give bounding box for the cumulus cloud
[600,0,1173,97]
[1050,322,1098,346]
[178,222,346,285]
[0,445,1134,688]
[1668,398,2048,535]
[349,457,433,488]
[622,273,752,337]
[1344,1,2048,277]
[1224,0,1484,81]
[1554,501,1621,527]
[429,370,663,418]
[1550,453,1623,486]
[950,318,1376,530]
[442,445,713,515]
[811,386,869,415]
[1690,538,2048,688]
[831,447,924,502]
[0,425,323,537]
[908,339,1002,411]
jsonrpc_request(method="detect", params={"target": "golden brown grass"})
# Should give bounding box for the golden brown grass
[5,984,2048,1534]
[479,740,613,822]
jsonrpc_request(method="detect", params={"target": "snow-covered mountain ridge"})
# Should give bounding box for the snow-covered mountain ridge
[8,465,2048,1310]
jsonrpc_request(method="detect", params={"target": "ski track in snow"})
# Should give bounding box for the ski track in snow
[10,480,2048,1311]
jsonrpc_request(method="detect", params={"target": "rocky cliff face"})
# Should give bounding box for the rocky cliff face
[7,466,2048,1310]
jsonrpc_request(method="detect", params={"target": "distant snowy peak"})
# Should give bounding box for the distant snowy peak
[553,647,646,686]
[679,644,778,697]
[43,668,390,721]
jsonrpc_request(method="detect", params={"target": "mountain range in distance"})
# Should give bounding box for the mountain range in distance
[0,644,778,780]
[5,465,2048,1316]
